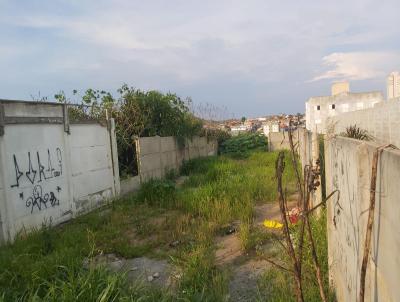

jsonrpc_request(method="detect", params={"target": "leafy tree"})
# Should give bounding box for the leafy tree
[55,85,203,176]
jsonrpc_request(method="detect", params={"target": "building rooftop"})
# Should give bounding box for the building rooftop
[307,91,383,104]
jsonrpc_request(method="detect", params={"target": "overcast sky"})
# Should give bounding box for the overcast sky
[1,0,399,117]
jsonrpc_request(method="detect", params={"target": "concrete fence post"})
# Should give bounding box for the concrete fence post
[109,118,120,196]
[62,104,70,134]
[135,137,142,184]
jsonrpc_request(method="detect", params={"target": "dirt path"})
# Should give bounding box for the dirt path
[214,199,297,302]
[254,199,297,226]
[85,253,178,289]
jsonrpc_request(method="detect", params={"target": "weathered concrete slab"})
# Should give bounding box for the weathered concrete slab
[325,136,400,301]
[0,101,118,242]
[160,137,176,152]
[139,136,161,155]
[136,136,217,182]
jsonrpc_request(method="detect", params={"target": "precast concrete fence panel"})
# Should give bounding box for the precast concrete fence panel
[136,135,217,183]
[324,136,400,301]
[0,100,119,242]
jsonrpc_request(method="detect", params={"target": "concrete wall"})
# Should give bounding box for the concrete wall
[267,129,300,152]
[325,136,400,301]
[297,128,313,173]
[137,136,217,182]
[69,123,116,215]
[0,101,118,242]
[326,98,400,147]
[306,91,384,134]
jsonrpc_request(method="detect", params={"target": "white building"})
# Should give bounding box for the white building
[306,82,384,134]
[387,71,400,99]
[230,125,249,136]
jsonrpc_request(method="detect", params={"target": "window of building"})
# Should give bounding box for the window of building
[316,105,320,110]
[330,104,335,110]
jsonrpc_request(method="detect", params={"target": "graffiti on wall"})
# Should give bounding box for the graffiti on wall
[9,148,63,214]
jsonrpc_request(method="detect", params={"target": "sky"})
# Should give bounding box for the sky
[0,0,399,118]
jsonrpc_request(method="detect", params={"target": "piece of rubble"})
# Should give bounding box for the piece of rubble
[169,240,180,247]
[225,226,236,235]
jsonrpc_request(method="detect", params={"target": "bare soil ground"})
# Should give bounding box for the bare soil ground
[218,198,298,302]
[87,198,298,301]
[86,253,178,289]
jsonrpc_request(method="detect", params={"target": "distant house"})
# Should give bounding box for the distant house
[230,124,249,136]
[306,82,384,134]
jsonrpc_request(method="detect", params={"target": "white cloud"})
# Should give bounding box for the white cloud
[1,0,400,114]
[311,52,400,81]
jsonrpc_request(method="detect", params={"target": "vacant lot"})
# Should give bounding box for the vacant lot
[0,150,329,301]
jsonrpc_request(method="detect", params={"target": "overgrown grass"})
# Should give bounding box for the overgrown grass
[0,150,298,301]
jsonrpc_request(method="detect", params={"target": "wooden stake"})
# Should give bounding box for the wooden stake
[359,148,380,302]
[276,151,304,302]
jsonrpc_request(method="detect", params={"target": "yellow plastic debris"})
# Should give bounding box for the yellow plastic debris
[263,219,283,229]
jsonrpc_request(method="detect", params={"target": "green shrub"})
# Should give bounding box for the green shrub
[180,156,219,176]
[56,86,204,177]
[219,133,267,157]
[200,128,231,147]
[341,124,372,141]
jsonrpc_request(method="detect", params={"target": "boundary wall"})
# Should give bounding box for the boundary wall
[0,101,218,241]
[324,136,400,301]
[326,97,400,147]
[268,130,299,152]
[0,100,119,242]
[136,136,217,182]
